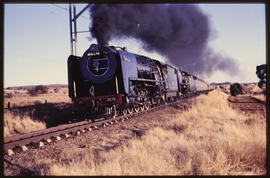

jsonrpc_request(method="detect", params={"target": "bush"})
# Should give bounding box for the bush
[4,93,13,98]
[230,83,243,96]
[54,88,60,93]
[28,85,48,96]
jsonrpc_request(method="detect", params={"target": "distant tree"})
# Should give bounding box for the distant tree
[28,85,48,96]
[230,83,243,96]
[256,64,266,88]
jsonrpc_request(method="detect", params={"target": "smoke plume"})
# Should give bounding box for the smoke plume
[89,4,239,76]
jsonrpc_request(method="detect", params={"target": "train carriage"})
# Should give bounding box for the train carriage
[163,64,180,101]
[192,75,210,92]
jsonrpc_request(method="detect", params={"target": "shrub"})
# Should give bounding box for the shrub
[54,88,60,93]
[4,93,13,98]
[230,83,243,96]
[28,85,48,96]
[34,100,42,105]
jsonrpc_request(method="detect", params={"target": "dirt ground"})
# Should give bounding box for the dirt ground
[220,82,266,116]
[228,95,266,115]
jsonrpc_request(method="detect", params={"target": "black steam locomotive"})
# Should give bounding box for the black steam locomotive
[68,44,212,118]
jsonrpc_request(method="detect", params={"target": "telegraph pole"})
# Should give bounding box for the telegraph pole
[69,4,74,55]
[72,3,78,55]
[69,3,91,56]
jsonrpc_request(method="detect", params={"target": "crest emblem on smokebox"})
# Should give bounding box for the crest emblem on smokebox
[93,61,100,72]
[89,58,109,76]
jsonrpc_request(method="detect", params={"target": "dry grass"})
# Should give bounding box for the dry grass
[247,84,266,103]
[218,83,266,103]
[4,111,46,137]
[252,94,266,103]
[47,88,266,175]
[4,88,70,108]
[4,87,71,137]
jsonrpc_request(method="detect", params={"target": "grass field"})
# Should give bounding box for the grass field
[4,87,70,108]
[4,112,46,137]
[47,88,266,175]
[3,84,266,175]
[4,87,71,137]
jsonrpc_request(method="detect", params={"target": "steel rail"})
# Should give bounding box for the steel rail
[4,91,208,155]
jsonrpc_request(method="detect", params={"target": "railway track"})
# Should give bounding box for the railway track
[4,92,204,156]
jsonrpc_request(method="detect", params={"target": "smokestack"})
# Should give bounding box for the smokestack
[91,16,108,46]
[89,4,239,77]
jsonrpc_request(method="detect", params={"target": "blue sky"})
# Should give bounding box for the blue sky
[4,3,266,87]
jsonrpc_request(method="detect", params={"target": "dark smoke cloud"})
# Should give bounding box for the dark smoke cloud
[89,4,239,76]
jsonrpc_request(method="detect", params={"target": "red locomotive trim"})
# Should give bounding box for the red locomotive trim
[74,94,123,107]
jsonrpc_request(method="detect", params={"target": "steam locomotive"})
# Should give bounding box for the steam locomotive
[68,44,212,118]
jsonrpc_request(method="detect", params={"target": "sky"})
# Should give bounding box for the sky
[4,3,266,87]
